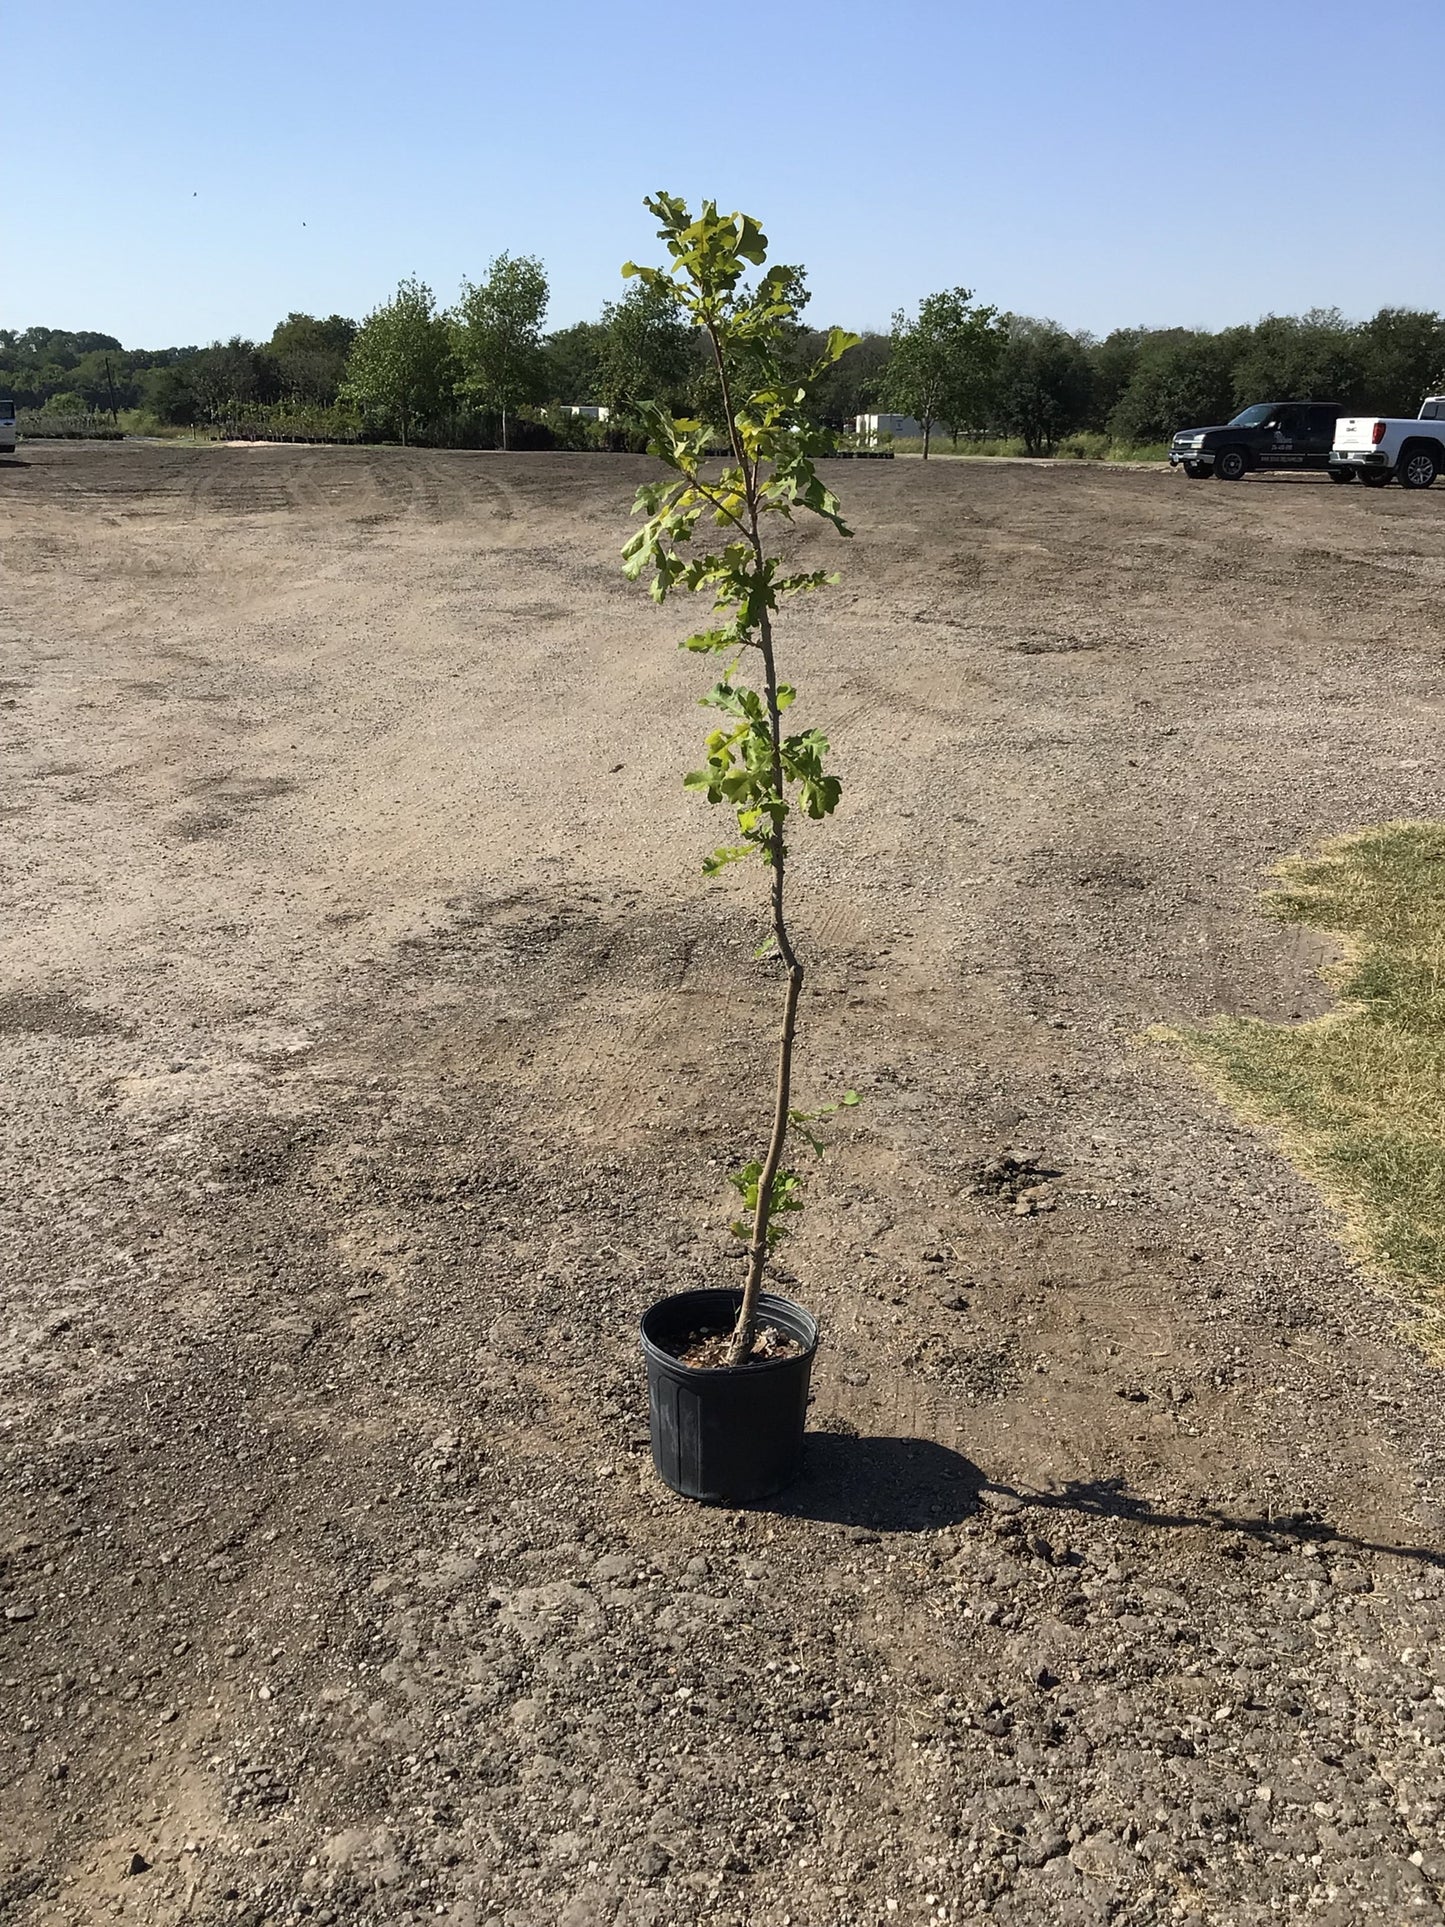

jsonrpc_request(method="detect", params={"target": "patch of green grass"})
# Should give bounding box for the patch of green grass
[1055,432,1112,461]
[1056,434,1169,462]
[881,433,1168,462]
[1175,822,1445,1314]
[112,410,221,440]
[881,435,1027,457]
[1104,440,1170,464]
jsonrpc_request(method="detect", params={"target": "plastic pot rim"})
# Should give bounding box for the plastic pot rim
[639,1287,820,1380]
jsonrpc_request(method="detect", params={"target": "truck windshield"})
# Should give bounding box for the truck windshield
[1228,405,1275,428]
[0,400,15,423]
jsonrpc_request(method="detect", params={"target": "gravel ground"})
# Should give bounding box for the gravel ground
[2,442,1444,1926]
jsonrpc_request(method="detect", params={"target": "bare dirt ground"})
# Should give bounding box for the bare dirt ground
[3,442,1445,1927]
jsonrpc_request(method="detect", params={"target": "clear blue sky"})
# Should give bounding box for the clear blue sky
[6,0,1443,348]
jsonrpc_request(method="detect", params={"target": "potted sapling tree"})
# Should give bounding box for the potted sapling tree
[621,193,860,1503]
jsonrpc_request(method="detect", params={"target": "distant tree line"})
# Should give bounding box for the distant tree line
[880,301,1445,455]
[0,317,357,422]
[6,284,1445,455]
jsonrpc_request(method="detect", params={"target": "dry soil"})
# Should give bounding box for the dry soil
[2,442,1445,1927]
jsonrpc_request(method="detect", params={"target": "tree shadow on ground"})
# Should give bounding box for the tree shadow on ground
[768,1433,985,1531]
[988,1473,1445,1571]
[766,1434,1445,1569]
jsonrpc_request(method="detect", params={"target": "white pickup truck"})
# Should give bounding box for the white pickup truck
[1330,397,1445,488]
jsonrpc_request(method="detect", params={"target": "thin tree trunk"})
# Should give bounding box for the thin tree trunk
[727,604,803,1366]
[922,417,932,459]
[701,316,806,1368]
[501,404,508,452]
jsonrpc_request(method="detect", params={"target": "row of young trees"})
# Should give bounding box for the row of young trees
[7,282,1445,454]
[338,259,555,447]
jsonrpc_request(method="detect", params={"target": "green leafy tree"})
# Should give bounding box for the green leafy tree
[805,328,892,429]
[598,279,694,419]
[1228,310,1365,412]
[268,312,357,405]
[453,252,549,450]
[884,286,1004,456]
[1086,328,1146,431]
[67,349,137,415]
[191,338,280,421]
[1357,308,1445,417]
[139,339,280,426]
[992,318,1094,454]
[621,193,859,1365]
[1107,329,1234,444]
[0,328,119,374]
[686,262,815,430]
[342,278,455,445]
[543,319,607,403]
[144,359,203,425]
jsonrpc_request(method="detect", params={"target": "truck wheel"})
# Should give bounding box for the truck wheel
[1214,446,1248,481]
[1183,461,1208,478]
[1360,471,1392,488]
[1327,467,1355,483]
[1399,444,1440,490]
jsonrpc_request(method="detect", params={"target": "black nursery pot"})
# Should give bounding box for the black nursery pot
[640,1288,819,1504]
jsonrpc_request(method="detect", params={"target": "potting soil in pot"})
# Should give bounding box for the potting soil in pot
[665,1323,804,1370]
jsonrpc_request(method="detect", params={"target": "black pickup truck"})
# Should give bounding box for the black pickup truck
[1168,401,1341,481]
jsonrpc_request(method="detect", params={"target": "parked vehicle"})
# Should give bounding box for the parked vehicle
[0,399,15,456]
[1169,401,1341,480]
[1330,398,1445,489]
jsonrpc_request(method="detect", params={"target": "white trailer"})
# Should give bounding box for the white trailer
[851,412,927,445]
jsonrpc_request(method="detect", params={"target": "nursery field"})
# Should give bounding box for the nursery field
[4,440,1445,1927]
